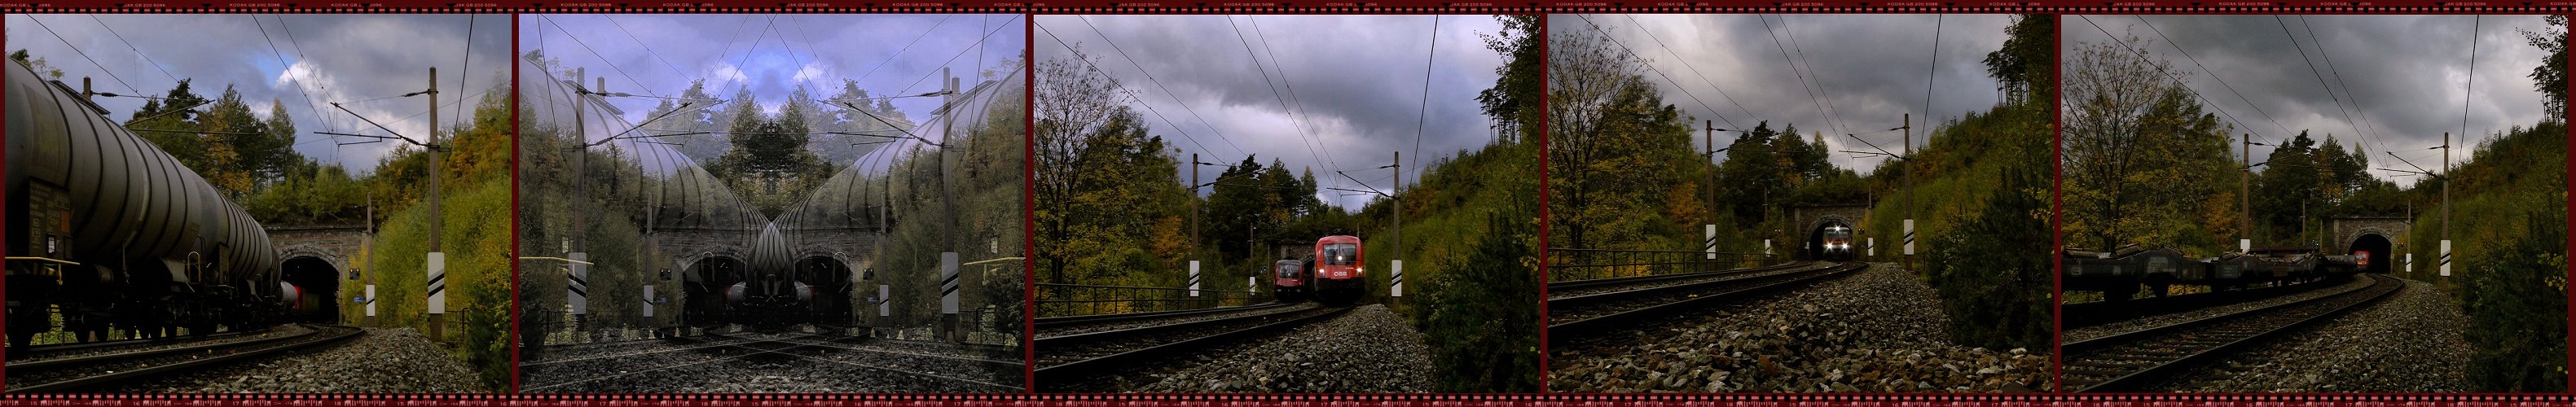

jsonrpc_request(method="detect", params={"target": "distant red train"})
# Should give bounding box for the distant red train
[1272,258,1309,303]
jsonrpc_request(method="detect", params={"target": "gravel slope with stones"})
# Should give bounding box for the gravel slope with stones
[2156,278,2470,392]
[99,327,493,393]
[1550,263,2048,392]
[1122,304,1433,393]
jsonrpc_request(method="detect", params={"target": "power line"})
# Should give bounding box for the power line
[2459,15,2481,152]
[1754,15,1834,134]
[455,15,477,132]
[2299,15,2392,157]
[1247,16,1344,181]
[25,15,139,94]
[269,15,342,134]
[1225,15,1333,181]
[2275,15,2372,155]
[604,15,692,80]
[1035,22,1224,160]
[2074,15,2266,147]
[1777,15,1853,136]
[1572,14,1741,129]
[541,15,662,97]
[2135,15,2292,142]
[86,15,178,85]
[895,15,1024,98]
[1620,14,1761,129]
[855,15,952,85]
[1920,14,1943,149]
[1409,15,1440,175]
[1071,15,1247,158]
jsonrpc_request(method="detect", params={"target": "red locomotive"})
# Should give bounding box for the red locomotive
[1272,258,1309,303]
[1312,235,1367,306]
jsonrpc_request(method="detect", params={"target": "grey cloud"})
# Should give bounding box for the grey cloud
[2066,15,2550,181]
[1035,15,1510,210]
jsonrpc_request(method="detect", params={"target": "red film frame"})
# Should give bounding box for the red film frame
[0,3,2564,406]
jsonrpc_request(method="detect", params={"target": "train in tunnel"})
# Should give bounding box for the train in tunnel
[4,61,302,347]
[2060,243,2368,301]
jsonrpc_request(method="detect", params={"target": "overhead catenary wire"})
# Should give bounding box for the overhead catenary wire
[1247,15,1347,192]
[2074,15,2268,148]
[2275,15,2373,155]
[855,15,954,85]
[1226,15,1334,180]
[268,15,344,135]
[2300,15,2393,157]
[542,15,663,97]
[1035,22,1229,167]
[25,15,140,94]
[1620,14,1761,132]
[1070,15,1248,159]
[1775,15,1853,136]
[604,15,694,80]
[1919,14,1943,151]
[2458,15,2481,155]
[1752,15,1835,135]
[1572,14,1741,129]
[87,15,178,85]
[1409,15,1440,177]
[2134,15,2292,142]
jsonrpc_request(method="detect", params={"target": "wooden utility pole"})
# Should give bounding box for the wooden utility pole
[1901,113,1914,271]
[425,67,446,343]
[2242,134,2253,252]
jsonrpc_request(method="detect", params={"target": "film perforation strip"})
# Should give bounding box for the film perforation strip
[0,4,2567,10]
[8,394,2576,403]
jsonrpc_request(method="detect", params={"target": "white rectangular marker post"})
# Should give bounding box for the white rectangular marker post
[1188,260,1202,297]
[877,284,891,317]
[2406,252,2415,273]
[940,252,960,314]
[1704,225,1717,260]
[569,252,589,315]
[1903,220,1916,256]
[364,285,377,317]
[2439,240,2452,277]
[426,252,446,314]
[2240,239,2252,253]
[1867,238,1876,256]
[1390,260,1404,297]
[641,285,655,317]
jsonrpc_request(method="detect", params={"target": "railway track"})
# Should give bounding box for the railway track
[1548,260,1816,298]
[523,329,1022,392]
[1547,261,1867,348]
[2062,274,2351,329]
[1036,302,1295,330]
[2060,274,2405,392]
[1035,304,1351,390]
[5,324,364,393]
[7,328,266,361]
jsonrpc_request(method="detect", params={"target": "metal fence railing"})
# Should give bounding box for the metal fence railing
[1035,283,1263,317]
[1546,248,1775,282]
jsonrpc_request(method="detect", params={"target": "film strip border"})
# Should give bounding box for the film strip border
[4,393,2576,404]
[0,4,2570,11]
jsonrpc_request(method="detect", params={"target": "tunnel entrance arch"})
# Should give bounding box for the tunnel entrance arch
[798,256,856,325]
[2349,234,2394,274]
[279,256,341,323]
[681,256,746,326]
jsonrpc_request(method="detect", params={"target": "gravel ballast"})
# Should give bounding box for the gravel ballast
[102,327,494,393]
[1550,263,2049,392]
[2158,278,2471,392]
[1123,304,1434,393]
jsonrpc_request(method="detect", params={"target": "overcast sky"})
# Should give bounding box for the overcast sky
[522,14,1022,138]
[7,14,508,173]
[1560,14,2020,173]
[2067,15,2550,182]
[1035,15,1509,211]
